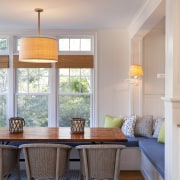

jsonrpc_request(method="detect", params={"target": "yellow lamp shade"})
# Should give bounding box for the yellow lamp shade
[128,64,143,77]
[19,37,58,63]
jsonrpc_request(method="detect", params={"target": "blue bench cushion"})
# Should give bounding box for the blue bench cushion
[104,136,146,147]
[139,138,164,178]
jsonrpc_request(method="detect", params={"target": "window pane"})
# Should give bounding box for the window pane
[70,69,80,93]
[17,68,49,93]
[70,39,80,51]
[0,95,6,127]
[17,95,48,127]
[59,69,91,93]
[81,38,91,51]
[59,96,90,127]
[0,69,8,127]
[16,68,49,127]
[0,38,8,51]
[59,76,69,93]
[17,38,20,51]
[59,38,69,51]
[59,69,69,93]
[58,68,91,127]
[0,69,8,92]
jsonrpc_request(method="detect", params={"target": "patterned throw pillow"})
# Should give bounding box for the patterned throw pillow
[134,115,153,137]
[153,117,164,138]
[121,115,137,137]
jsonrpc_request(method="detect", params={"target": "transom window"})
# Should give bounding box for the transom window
[59,38,92,52]
[0,38,8,52]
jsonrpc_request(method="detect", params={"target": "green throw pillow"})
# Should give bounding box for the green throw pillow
[104,115,124,128]
[158,122,165,143]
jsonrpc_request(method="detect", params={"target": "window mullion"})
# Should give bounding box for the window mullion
[48,65,58,127]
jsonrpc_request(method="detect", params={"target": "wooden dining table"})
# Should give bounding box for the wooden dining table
[0,127,127,143]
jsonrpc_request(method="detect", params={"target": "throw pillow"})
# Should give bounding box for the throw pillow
[153,117,164,138]
[104,115,124,128]
[121,115,137,137]
[134,115,153,138]
[158,122,165,143]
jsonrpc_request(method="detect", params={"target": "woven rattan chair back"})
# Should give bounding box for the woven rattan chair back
[0,145,20,180]
[76,144,125,180]
[19,143,72,180]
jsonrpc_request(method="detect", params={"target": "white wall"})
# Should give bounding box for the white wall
[96,29,130,126]
[142,23,165,118]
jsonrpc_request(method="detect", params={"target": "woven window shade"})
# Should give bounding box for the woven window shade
[13,55,52,68]
[0,55,9,68]
[55,55,93,68]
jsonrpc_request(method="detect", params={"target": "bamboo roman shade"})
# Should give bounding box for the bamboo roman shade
[13,55,52,68]
[13,55,93,68]
[0,55,9,68]
[55,55,93,68]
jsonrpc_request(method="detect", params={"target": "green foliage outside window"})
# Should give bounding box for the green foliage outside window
[0,69,7,127]
[9,68,91,127]
[17,95,48,127]
[17,69,49,127]
[59,95,90,127]
[0,96,6,127]
[59,69,91,127]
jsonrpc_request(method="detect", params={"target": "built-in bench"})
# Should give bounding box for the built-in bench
[102,135,164,179]
[139,138,164,179]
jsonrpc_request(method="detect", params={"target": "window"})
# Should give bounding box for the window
[12,35,93,127]
[16,68,49,127]
[0,38,8,52]
[58,68,92,127]
[0,38,9,126]
[59,37,92,52]
[0,69,8,126]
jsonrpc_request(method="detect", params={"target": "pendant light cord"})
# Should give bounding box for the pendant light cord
[35,8,43,37]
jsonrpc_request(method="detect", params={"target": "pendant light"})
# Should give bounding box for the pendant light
[19,8,58,63]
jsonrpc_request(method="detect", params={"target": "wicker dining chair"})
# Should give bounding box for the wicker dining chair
[0,145,20,180]
[76,144,125,180]
[19,143,72,180]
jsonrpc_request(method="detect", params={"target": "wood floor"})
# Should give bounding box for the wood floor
[120,171,145,180]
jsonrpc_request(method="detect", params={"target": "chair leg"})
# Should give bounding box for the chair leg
[16,163,20,180]
[79,173,83,180]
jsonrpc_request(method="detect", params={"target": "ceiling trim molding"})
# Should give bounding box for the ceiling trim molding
[128,0,165,39]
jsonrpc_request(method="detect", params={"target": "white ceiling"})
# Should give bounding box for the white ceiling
[0,0,147,30]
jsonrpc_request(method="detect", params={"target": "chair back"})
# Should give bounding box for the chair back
[0,145,20,180]
[76,144,125,180]
[20,143,72,180]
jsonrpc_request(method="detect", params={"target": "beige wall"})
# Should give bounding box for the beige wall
[96,29,130,126]
[142,21,165,118]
